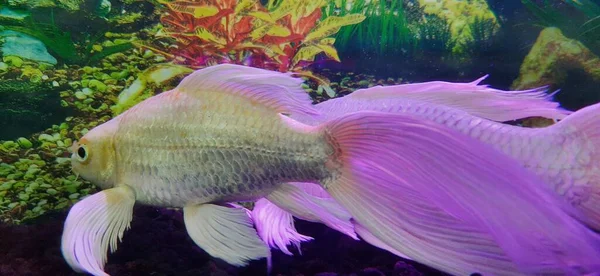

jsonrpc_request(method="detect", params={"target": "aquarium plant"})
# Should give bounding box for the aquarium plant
[320,0,460,77]
[520,0,600,55]
[154,0,365,72]
[462,15,501,57]
[324,0,414,58]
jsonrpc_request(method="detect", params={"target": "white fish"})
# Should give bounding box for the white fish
[64,64,600,276]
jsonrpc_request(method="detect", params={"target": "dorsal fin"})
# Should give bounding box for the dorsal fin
[348,75,571,121]
[175,64,319,115]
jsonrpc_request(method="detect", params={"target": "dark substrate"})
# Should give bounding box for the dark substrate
[0,205,449,276]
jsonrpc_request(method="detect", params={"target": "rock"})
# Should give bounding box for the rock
[146,63,193,86]
[393,261,424,276]
[16,137,33,149]
[18,193,29,201]
[519,117,556,128]
[87,80,106,92]
[96,0,111,17]
[143,49,154,59]
[3,56,23,67]
[359,268,385,276]
[111,64,193,115]
[0,31,57,65]
[38,134,58,142]
[20,67,44,83]
[74,91,87,100]
[0,182,13,191]
[417,0,499,54]
[0,30,57,65]
[7,0,84,12]
[511,27,600,90]
[82,87,94,96]
[358,80,370,88]
[0,6,29,25]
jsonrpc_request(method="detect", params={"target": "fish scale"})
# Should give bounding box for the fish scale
[300,97,592,205]
[113,91,331,207]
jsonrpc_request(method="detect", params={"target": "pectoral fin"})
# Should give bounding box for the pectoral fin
[61,185,136,276]
[183,203,270,266]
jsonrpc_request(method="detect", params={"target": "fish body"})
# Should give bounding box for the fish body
[112,91,330,207]
[63,64,600,276]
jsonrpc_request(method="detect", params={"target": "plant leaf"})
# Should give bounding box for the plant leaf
[234,0,257,15]
[304,14,366,43]
[267,25,292,37]
[315,43,340,61]
[270,0,296,21]
[295,7,322,35]
[236,42,286,56]
[250,24,272,40]
[248,11,276,23]
[194,27,226,45]
[291,45,323,67]
[165,1,219,19]
[320,37,336,45]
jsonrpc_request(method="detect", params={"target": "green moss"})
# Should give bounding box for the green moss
[20,66,44,83]
[0,78,69,141]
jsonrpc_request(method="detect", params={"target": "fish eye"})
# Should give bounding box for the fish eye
[77,145,88,162]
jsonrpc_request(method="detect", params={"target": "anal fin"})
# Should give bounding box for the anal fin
[266,182,358,240]
[252,198,313,255]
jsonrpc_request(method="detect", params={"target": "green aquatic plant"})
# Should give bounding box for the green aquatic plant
[415,15,455,55]
[2,10,133,65]
[463,16,500,56]
[323,0,460,64]
[325,0,415,57]
[520,0,600,55]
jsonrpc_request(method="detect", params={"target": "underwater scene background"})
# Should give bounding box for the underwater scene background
[0,0,599,275]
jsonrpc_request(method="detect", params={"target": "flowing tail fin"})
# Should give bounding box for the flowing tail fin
[344,76,571,122]
[318,111,600,275]
[546,102,600,230]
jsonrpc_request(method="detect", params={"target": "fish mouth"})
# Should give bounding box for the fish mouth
[69,166,79,180]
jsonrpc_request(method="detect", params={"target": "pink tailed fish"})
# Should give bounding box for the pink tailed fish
[63,64,600,276]
[250,73,600,270]
[277,77,600,229]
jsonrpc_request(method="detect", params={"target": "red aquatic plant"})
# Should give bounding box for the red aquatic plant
[157,0,365,72]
